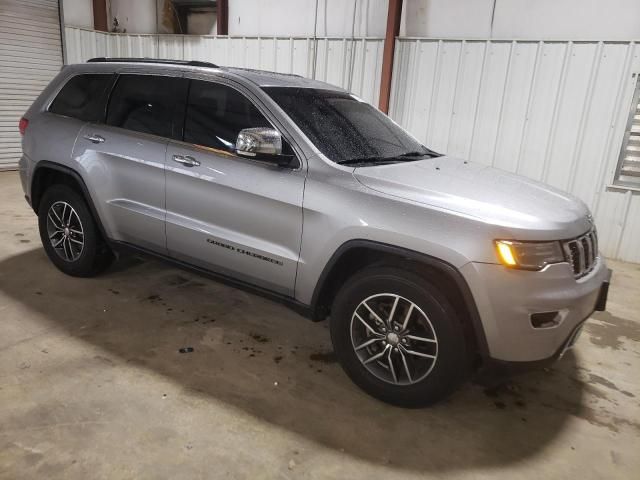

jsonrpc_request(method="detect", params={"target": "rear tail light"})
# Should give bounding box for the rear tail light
[19,117,28,135]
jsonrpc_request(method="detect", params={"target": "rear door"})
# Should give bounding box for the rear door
[73,72,186,253]
[30,72,114,187]
[165,76,305,296]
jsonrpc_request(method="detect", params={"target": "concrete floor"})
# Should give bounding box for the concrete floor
[0,170,639,480]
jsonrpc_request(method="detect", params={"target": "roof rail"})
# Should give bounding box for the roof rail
[87,57,219,68]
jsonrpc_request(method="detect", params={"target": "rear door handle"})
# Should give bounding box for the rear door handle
[83,134,105,144]
[172,154,200,167]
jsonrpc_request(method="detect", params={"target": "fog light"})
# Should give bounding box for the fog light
[530,311,561,328]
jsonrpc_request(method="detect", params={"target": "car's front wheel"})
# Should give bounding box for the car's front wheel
[38,184,113,277]
[330,266,469,407]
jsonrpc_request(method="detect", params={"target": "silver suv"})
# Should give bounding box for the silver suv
[18,58,611,406]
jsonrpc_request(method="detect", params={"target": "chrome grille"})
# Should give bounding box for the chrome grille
[563,230,598,278]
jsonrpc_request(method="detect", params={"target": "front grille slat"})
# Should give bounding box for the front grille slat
[582,238,591,271]
[563,229,598,278]
[585,234,594,267]
[576,240,585,272]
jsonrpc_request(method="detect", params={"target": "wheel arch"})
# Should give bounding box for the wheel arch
[309,240,490,359]
[31,161,108,241]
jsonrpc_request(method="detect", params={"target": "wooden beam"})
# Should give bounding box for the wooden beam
[92,0,108,32]
[217,0,228,35]
[378,0,402,113]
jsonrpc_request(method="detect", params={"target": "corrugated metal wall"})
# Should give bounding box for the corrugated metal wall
[0,0,63,169]
[389,39,640,262]
[63,27,384,106]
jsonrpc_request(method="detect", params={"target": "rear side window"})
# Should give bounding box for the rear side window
[48,74,113,122]
[106,74,181,138]
[184,80,270,151]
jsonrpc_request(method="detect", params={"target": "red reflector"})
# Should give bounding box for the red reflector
[19,117,29,136]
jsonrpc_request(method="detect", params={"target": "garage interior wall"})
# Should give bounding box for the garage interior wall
[63,0,640,40]
[400,0,640,40]
[64,0,388,37]
[61,0,93,29]
[6,0,637,263]
[228,0,388,37]
[0,0,63,170]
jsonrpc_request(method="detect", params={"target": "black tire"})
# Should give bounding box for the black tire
[38,184,113,277]
[330,266,469,407]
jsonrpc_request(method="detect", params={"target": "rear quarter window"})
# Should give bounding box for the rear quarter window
[48,74,114,122]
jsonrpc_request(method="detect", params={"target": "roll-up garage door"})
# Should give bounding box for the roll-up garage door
[0,0,63,170]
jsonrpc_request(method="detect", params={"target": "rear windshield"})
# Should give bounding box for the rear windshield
[263,87,433,165]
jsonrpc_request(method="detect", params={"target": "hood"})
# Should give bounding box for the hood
[353,156,593,238]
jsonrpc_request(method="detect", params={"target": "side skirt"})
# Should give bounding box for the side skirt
[109,241,316,320]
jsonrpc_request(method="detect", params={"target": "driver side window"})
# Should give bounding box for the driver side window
[184,80,270,151]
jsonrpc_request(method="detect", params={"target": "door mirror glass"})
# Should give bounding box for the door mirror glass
[236,127,283,157]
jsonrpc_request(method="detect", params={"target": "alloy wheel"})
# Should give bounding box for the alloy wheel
[350,293,438,385]
[46,201,85,262]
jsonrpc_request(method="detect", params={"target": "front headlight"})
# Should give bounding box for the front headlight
[495,240,565,270]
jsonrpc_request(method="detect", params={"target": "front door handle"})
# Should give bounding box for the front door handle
[83,134,105,144]
[172,154,200,167]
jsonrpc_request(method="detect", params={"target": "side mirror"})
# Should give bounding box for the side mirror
[235,127,294,167]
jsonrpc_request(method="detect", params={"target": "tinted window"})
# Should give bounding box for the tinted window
[184,80,270,151]
[106,74,181,138]
[264,87,433,165]
[49,74,113,122]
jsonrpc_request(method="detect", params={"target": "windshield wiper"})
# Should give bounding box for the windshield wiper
[337,156,392,166]
[398,149,440,158]
[337,149,441,166]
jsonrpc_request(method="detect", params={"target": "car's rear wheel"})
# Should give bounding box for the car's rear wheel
[330,266,469,407]
[38,185,113,277]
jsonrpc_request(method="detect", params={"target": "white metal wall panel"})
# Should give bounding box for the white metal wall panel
[492,42,538,173]
[571,43,630,202]
[105,34,157,58]
[516,42,567,180]
[64,27,384,105]
[158,35,184,60]
[472,41,513,167]
[0,0,63,169]
[616,193,640,262]
[351,39,383,106]
[390,38,640,262]
[447,41,486,159]
[427,40,461,153]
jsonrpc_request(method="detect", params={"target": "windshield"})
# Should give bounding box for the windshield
[263,87,437,165]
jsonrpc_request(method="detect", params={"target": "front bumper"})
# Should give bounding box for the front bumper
[18,153,32,206]
[461,257,611,363]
